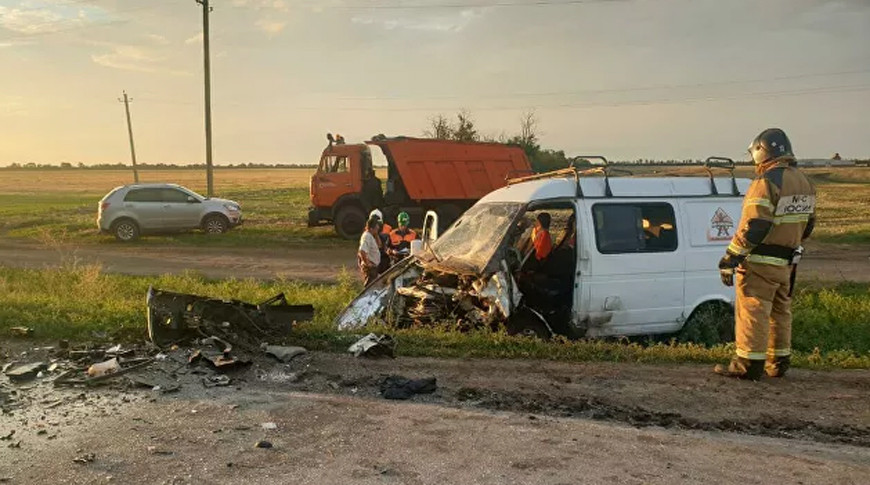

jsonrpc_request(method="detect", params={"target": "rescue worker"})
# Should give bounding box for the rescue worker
[531,212,553,261]
[368,209,392,273]
[715,128,816,380]
[358,217,382,286]
[387,211,417,263]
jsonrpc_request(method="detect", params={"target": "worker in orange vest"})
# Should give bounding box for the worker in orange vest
[387,211,417,264]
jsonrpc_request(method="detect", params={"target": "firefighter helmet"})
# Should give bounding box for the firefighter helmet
[397,212,410,226]
[748,128,794,165]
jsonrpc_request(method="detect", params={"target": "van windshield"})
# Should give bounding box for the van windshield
[428,202,523,274]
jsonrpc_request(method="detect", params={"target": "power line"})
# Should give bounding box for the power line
[319,0,628,9]
[337,69,870,101]
[133,82,870,112]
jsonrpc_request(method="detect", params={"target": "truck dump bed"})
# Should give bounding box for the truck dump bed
[368,137,531,201]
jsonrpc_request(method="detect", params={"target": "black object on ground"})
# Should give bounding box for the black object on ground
[379,375,437,400]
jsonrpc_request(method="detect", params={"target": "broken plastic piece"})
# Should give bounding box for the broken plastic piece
[263,345,307,363]
[348,333,396,358]
[87,358,120,378]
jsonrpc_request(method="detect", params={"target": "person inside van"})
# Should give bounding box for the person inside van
[531,212,553,261]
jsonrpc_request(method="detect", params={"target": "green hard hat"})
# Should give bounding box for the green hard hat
[397,212,410,225]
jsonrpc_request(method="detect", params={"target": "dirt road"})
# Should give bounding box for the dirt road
[2,350,868,484]
[0,237,867,283]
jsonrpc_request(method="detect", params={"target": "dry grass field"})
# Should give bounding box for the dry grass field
[0,166,867,246]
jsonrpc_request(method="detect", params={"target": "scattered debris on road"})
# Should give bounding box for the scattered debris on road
[349,333,396,358]
[263,345,307,363]
[8,327,34,337]
[146,286,314,350]
[254,440,273,449]
[5,362,47,382]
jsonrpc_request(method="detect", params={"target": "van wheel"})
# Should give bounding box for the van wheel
[112,218,140,242]
[505,306,553,339]
[676,302,734,346]
[335,206,366,240]
[202,214,229,234]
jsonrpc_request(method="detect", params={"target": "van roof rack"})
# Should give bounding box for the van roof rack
[704,156,740,196]
[507,155,629,197]
[507,156,741,198]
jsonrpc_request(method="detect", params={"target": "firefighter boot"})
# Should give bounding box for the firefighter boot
[765,355,791,378]
[713,357,765,381]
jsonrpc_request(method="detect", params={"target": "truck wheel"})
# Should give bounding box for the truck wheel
[335,206,366,240]
[435,204,463,233]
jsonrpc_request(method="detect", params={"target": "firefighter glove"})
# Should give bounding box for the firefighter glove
[718,253,744,287]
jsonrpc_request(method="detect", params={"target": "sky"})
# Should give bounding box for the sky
[0,0,868,166]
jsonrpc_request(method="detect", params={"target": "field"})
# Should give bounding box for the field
[0,166,868,367]
[0,166,868,246]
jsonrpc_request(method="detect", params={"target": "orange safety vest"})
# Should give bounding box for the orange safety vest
[389,227,417,248]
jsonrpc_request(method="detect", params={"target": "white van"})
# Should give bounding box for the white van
[336,162,752,343]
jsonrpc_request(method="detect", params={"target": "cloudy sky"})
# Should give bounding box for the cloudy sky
[1,0,868,165]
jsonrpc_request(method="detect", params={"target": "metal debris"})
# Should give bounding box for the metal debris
[263,345,307,363]
[9,327,33,337]
[146,287,314,350]
[348,334,396,358]
[5,362,47,383]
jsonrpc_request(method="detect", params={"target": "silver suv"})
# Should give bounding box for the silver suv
[97,183,242,241]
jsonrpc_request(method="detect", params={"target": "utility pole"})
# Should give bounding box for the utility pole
[196,0,214,196]
[118,90,140,183]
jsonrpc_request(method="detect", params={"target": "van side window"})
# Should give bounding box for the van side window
[592,203,677,253]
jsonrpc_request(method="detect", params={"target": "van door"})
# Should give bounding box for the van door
[582,201,685,336]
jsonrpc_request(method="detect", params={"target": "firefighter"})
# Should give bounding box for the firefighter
[387,212,417,263]
[715,128,816,380]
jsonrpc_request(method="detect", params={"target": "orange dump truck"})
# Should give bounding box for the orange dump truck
[308,135,532,238]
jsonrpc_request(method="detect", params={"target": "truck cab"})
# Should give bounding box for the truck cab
[308,136,384,238]
[335,160,751,344]
[308,134,531,239]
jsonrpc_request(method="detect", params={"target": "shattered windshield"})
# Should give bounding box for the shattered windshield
[428,202,523,274]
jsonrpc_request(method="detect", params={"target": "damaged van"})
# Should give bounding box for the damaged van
[335,159,752,342]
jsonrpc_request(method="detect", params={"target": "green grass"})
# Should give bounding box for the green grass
[1,265,867,369]
[0,188,352,249]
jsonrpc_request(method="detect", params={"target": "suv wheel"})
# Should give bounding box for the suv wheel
[203,214,229,234]
[112,219,140,242]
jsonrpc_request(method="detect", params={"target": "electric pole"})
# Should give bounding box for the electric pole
[118,90,140,184]
[196,0,214,197]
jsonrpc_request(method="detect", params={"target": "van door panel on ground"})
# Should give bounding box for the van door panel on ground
[582,200,685,335]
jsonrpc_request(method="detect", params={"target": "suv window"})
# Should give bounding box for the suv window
[124,188,163,203]
[592,203,677,253]
[161,189,191,203]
